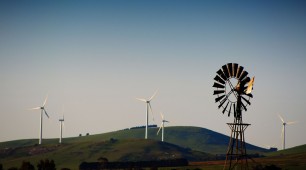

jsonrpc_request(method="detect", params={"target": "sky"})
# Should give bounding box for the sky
[0,0,306,150]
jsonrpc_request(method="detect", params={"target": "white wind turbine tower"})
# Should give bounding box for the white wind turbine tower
[29,95,50,145]
[136,90,158,139]
[278,115,296,150]
[157,112,169,142]
[59,113,64,144]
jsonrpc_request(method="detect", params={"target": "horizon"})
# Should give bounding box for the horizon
[1,0,306,150]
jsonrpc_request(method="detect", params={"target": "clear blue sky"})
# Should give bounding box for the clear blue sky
[1,0,306,150]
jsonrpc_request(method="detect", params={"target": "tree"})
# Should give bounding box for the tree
[8,168,18,170]
[20,161,35,170]
[37,159,56,170]
[97,157,108,169]
[98,157,108,164]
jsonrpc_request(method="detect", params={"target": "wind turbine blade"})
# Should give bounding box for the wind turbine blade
[278,115,285,123]
[44,109,50,118]
[43,94,48,107]
[148,103,155,122]
[136,98,147,102]
[160,112,164,120]
[149,89,158,101]
[28,107,41,110]
[287,121,297,125]
[157,124,162,135]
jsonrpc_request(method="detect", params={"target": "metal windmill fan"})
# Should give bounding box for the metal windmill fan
[213,63,255,118]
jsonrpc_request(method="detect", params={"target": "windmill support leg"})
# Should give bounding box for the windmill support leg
[224,119,250,170]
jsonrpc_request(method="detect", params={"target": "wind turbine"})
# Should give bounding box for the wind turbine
[278,115,296,150]
[157,112,169,142]
[29,95,50,145]
[136,90,158,139]
[59,114,64,144]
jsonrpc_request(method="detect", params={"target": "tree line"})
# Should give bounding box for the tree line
[79,158,188,170]
[0,159,70,170]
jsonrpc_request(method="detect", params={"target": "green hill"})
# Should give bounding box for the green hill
[250,144,306,170]
[0,126,268,154]
[0,139,213,169]
[266,144,306,156]
[0,126,270,169]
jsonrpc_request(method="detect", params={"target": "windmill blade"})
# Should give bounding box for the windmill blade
[233,103,237,117]
[241,102,247,111]
[241,96,251,105]
[149,89,158,101]
[213,82,225,89]
[28,107,41,110]
[215,95,225,103]
[245,76,255,94]
[43,94,48,107]
[157,124,162,135]
[281,126,284,138]
[287,121,297,125]
[216,69,227,81]
[214,75,225,84]
[245,93,253,98]
[278,115,285,123]
[222,101,229,114]
[240,77,251,87]
[43,109,50,118]
[228,103,232,117]
[236,66,244,78]
[148,103,155,122]
[136,98,147,102]
[239,71,249,81]
[218,98,227,108]
[213,90,225,95]
[233,63,238,78]
[227,63,233,77]
[222,65,230,79]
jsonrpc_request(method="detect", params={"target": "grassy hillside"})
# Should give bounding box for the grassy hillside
[0,138,213,169]
[266,144,306,156]
[0,126,271,169]
[185,145,306,170]
[0,126,269,154]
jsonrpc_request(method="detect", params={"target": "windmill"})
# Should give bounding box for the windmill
[278,115,296,150]
[213,63,255,170]
[59,114,65,144]
[157,112,169,142]
[29,95,50,145]
[136,90,158,139]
